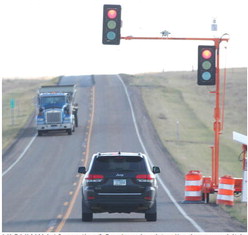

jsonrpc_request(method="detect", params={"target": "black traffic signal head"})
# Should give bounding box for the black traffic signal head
[197,45,216,85]
[102,4,121,45]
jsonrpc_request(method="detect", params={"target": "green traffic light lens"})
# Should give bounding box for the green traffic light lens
[202,49,212,59]
[107,20,116,29]
[202,61,211,70]
[202,72,211,80]
[107,9,117,19]
[107,31,116,40]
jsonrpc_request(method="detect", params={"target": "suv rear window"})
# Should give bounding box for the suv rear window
[92,156,146,172]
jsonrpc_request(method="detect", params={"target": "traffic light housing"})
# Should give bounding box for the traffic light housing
[197,45,216,85]
[102,4,121,45]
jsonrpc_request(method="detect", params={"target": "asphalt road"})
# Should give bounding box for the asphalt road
[2,75,246,233]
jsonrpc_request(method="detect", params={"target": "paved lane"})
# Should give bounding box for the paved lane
[61,75,203,232]
[2,75,94,232]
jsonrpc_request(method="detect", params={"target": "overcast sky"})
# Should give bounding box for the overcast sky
[0,0,247,77]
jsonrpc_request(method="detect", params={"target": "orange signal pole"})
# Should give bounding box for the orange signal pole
[121,36,229,189]
[212,39,222,188]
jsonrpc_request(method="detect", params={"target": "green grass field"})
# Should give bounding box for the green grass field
[2,77,59,150]
[125,68,247,224]
[127,68,247,177]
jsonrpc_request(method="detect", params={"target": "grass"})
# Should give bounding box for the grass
[125,67,247,224]
[2,76,60,150]
[126,68,247,177]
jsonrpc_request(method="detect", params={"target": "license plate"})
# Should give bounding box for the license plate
[113,179,126,186]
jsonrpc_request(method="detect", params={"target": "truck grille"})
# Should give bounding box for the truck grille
[46,111,62,124]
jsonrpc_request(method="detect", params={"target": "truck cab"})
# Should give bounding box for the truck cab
[36,85,78,136]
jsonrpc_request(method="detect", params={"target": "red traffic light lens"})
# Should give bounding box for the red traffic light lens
[107,9,117,19]
[202,49,212,59]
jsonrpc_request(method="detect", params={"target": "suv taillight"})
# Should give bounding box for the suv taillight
[85,174,104,183]
[136,174,154,183]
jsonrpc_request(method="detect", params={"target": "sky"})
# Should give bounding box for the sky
[0,0,247,77]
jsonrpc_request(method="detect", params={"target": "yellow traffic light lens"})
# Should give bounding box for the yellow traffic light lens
[202,49,212,59]
[107,9,117,19]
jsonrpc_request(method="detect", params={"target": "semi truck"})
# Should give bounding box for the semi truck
[36,85,78,136]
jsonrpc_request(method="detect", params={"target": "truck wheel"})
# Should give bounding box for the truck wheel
[67,129,72,135]
[75,114,78,127]
[145,200,157,221]
[38,131,43,136]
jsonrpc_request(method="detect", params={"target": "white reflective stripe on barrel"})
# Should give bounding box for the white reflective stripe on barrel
[185,191,202,196]
[217,194,234,201]
[185,180,202,186]
[218,183,234,190]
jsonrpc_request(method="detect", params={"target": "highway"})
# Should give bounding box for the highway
[2,75,246,233]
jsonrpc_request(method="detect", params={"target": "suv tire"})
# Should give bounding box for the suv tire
[145,200,157,221]
[82,212,93,222]
[82,200,93,222]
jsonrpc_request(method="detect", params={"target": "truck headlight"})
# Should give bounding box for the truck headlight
[64,117,71,122]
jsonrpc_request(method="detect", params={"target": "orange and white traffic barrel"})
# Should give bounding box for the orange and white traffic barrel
[217,175,235,206]
[184,170,203,202]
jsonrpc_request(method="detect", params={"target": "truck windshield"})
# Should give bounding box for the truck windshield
[40,96,66,108]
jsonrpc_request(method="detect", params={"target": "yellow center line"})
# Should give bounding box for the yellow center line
[49,85,95,232]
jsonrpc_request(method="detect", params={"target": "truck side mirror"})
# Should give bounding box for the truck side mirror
[78,166,87,174]
[152,166,160,174]
[73,104,78,112]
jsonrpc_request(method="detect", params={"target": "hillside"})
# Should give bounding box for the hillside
[126,68,247,177]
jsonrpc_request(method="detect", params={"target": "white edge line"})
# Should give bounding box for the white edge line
[117,74,205,233]
[2,134,37,177]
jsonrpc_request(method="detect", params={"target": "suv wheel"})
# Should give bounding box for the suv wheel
[145,200,157,221]
[82,200,93,222]
[82,212,93,222]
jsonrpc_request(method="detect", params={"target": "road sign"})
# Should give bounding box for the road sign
[10,98,15,109]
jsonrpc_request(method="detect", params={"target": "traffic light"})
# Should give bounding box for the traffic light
[197,45,216,85]
[102,4,121,45]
